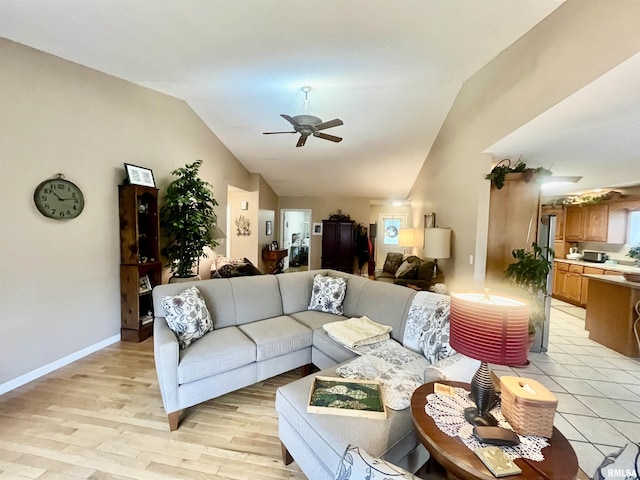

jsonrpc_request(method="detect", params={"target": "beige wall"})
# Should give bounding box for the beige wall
[408,0,640,291]
[0,38,259,387]
[278,197,370,270]
[257,175,278,272]
[228,189,260,265]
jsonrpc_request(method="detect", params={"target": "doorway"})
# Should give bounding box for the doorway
[281,209,311,272]
[376,213,408,266]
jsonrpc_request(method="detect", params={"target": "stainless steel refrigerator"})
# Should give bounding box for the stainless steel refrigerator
[532,213,556,353]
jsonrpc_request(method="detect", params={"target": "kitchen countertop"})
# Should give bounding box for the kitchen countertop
[582,274,640,289]
[554,258,640,274]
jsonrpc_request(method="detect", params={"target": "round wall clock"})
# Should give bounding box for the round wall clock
[33,174,85,220]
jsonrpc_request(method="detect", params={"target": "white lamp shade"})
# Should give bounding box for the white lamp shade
[424,228,451,259]
[398,228,416,247]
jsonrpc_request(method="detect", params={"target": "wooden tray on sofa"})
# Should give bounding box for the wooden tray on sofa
[307,376,387,419]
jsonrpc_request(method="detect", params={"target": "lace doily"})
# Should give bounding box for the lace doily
[424,387,549,461]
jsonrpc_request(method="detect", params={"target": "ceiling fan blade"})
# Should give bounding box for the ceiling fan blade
[314,118,343,131]
[263,131,296,134]
[296,135,308,147]
[281,114,301,128]
[314,132,343,143]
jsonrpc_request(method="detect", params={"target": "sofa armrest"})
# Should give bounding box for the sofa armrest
[153,318,180,413]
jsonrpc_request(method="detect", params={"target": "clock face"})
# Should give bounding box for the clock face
[34,178,85,220]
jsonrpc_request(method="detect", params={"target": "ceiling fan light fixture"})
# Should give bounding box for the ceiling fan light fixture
[262,87,344,147]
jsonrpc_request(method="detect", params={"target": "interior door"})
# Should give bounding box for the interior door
[376,213,408,267]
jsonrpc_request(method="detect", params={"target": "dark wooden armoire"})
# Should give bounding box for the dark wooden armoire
[321,219,354,273]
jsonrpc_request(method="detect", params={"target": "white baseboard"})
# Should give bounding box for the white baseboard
[0,334,120,396]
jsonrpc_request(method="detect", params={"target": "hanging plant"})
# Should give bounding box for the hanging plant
[485,159,552,190]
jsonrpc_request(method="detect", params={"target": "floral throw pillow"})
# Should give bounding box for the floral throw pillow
[308,274,347,315]
[335,445,420,480]
[161,286,213,349]
[382,252,404,274]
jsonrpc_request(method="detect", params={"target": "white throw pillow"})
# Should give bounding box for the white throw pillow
[161,286,213,349]
[423,353,480,384]
[335,445,420,480]
[308,274,347,315]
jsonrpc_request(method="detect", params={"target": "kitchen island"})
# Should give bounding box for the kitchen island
[584,274,640,357]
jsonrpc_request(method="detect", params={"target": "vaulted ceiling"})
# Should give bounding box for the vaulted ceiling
[4,1,635,200]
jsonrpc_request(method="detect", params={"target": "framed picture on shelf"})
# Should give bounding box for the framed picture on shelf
[139,275,152,294]
[266,220,273,236]
[424,212,436,229]
[124,163,156,188]
[313,222,323,235]
[307,376,387,419]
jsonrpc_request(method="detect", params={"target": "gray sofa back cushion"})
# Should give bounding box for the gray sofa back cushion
[353,281,416,342]
[230,275,284,325]
[277,270,325,314]
[153,275,284,328]
[278,270,369,318]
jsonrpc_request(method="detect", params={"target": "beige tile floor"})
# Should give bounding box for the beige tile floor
[491,299,640,477]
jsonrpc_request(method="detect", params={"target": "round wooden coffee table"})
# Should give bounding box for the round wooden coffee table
[411,381,579,480]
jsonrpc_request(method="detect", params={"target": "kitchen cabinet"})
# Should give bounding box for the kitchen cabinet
[321,220,354,273]
[565,204,626,243]
[585,275,640,357]
[553,260,627,306]
[541,205,565,241]
[580,266,605,305]
[553,262,583,305]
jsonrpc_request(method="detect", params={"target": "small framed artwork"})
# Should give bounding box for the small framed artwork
[424,212,436,229]
[124,163,156,188]
[266,220,273,236]
[313,222,323,236]
[307,376,387,419]
[139,275,152,294]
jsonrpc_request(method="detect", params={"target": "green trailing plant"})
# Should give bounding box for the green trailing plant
[504,242,555,334]
[160,160,219,278]
[628,245,640,262]
[485,159,552,190]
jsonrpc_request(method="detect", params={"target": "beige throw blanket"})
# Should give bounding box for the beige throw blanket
[323,316,392,349]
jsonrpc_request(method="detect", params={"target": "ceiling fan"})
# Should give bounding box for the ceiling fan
[263,87,344,147]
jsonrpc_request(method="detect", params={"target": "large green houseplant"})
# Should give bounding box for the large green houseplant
[503,242,554,334]
[160,160,219,279]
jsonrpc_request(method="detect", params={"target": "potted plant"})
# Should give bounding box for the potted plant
[486,159,552,190]
[160,160,219,280]
[503,242,555,336]
[627,245,640,266]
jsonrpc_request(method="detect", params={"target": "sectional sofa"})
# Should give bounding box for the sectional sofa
[152,269,474,479]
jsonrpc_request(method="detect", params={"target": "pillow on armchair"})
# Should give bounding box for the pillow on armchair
[382,252,404,274]
[395,260,418,279]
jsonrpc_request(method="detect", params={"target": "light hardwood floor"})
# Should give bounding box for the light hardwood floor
[0,339,306,479]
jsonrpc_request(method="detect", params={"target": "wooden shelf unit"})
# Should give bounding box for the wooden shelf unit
[118,185,162,342]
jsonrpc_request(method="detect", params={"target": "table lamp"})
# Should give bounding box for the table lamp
[398,228,423,255]
[423,228,451,284]
[449,291,529,426]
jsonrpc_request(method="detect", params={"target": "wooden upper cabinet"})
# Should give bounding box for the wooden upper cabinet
[564,203,627,243]
[583,204,608,241]
[541,205,565,241]
[565,206,585,241]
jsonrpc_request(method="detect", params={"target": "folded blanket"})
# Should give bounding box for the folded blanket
[323,316,392,349]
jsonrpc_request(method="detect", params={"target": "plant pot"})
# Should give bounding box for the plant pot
[169,274,201,284]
